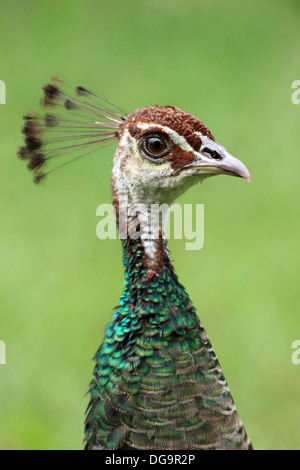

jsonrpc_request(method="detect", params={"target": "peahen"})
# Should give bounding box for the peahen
[19,78,253,450]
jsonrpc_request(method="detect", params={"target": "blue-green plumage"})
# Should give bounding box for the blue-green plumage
[85,235,252,450]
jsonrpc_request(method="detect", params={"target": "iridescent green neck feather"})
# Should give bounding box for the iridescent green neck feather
[84,214,252,450]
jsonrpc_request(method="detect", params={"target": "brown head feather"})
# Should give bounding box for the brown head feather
[123,105,214,152]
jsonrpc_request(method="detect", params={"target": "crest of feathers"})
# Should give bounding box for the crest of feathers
[18,77,126,184]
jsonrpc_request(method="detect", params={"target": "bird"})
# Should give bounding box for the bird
[19,78,253,450]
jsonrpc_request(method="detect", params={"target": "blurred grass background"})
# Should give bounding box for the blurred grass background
[0,0,299,450]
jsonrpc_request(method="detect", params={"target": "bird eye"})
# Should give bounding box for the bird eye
[144,136,167,158]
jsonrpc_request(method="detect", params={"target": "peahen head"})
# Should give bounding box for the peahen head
[18,78,250,217]
[113,105,251,207]
[18,79,251,261]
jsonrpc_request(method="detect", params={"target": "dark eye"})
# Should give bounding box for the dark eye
[145,136,167,158]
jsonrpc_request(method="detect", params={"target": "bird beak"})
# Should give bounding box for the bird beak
[186,136,251,182]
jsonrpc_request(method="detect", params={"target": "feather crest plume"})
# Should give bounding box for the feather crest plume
[18,77,126,184]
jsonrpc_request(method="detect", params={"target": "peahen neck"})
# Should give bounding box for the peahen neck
[85,176,252,450]
[114,188,192,326]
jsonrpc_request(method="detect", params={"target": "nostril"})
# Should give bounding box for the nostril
[202,147,222,160]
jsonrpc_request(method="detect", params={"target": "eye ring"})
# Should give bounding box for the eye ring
[139,133,170,160]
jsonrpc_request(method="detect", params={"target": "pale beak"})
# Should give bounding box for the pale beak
[188,136,251,182]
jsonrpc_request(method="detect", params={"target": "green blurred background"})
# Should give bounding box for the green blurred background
[0,0,299,450]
